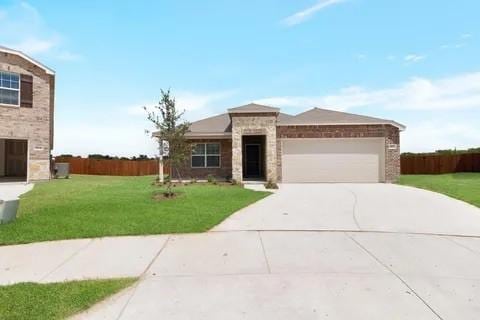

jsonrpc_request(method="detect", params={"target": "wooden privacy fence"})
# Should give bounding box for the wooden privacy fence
[401,153,480,174]
[54,157,169,176]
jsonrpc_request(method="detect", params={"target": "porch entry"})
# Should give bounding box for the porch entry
[242,135,266,180]
[0,139,28,181]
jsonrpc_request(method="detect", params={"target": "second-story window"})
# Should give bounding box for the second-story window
[0,71,20,106]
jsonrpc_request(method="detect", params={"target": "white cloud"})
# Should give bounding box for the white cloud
[355,53,367,61]
[0,2,80,60]
[402,121,480,152]
[404,54,426,64]
[55,90,236,157]
[126,90,236,121]
[440,33,472,50]
[9,37,59,55]
[282,0,345,26]
[255,71,480,111]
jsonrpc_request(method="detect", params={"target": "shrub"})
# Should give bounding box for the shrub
[264,180,279,189]
[164,175,171,183]
[207,174,215,183]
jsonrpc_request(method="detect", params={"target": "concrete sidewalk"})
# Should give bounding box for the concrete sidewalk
[2,231,480,319]
[0,183,33,200]
[0,235,168,285]
[67,231,480,320]
[3,183,480,319]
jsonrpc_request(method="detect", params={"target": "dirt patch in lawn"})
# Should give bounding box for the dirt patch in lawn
[152,191,185,201]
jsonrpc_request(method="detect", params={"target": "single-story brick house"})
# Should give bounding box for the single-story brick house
[164,103,405,183]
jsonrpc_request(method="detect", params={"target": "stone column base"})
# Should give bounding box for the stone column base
[29,159,51,181]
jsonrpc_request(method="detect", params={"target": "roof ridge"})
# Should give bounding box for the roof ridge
[228,102,280,113]
[301,106,392,122]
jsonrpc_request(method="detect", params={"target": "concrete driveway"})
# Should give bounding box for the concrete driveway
[215,183,480,236]
[2,183,480,319]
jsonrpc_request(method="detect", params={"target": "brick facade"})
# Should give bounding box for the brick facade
[276,124,401,182]
[0,51,54,181]
[176,122,401,183]
[173,139,232,180]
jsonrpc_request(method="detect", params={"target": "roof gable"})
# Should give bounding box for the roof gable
[187,113,232,135]
[228,103,279,114]
[0,45,55,75]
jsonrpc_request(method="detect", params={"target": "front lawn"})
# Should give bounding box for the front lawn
[399,173,480,208]
[0,278,136,320]
[0,175,269,245]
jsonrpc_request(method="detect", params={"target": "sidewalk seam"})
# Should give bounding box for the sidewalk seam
[39,238,94,282]
[115,235,172,320]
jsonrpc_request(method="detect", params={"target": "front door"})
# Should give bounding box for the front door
[5,140,28,177]
[245,144,261,177]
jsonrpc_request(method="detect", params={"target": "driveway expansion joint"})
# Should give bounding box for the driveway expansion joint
[210,228,480,238]
[443,236,480,256]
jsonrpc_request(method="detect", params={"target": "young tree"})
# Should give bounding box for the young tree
[145,89,190,195]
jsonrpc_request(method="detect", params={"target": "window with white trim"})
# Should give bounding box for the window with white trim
[191,143,220,168]
[0,71,20,106]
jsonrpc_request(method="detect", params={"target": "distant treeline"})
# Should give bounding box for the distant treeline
[402,147,480,156]
[55,154,156,161]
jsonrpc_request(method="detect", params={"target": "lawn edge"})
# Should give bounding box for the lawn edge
[396,181,480,210]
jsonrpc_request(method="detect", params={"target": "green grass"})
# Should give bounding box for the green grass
[398,173,480,208]
[0,278,136,320]
[0,175,269,245]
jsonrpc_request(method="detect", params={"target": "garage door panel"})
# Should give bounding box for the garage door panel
[282,139,384,183]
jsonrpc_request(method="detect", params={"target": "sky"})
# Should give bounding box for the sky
[1,0,479,157]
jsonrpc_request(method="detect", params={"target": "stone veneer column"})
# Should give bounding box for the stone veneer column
[231,123,243,182]
[265,125,277,182]
[230,113,278,183]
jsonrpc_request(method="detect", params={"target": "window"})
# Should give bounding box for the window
[192,143,220,168]
[0,72,20,106]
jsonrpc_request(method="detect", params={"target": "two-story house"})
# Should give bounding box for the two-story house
[0,46,55,182]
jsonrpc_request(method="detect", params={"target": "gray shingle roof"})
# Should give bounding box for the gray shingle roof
[277,107,405,129]
[186,113,232,136]
[182,106,404,138]
[228,103,280,113]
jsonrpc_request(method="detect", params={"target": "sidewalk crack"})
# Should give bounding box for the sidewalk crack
[346,233,444,320]
[343,186,361,230]
[258,231,271,274]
